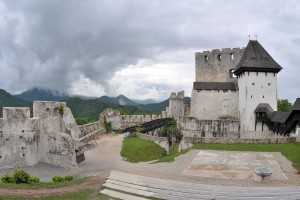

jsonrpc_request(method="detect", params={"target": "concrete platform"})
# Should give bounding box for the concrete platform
[101,170,300,200]
[182,150,288,180]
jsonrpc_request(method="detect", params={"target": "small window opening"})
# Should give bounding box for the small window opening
[252,83,255,86]
[19,136,22,139]
[265,72,267,77]
[22,130,24,133]
[217,54,221,61]
[230,53,234,60]
[21,147,24,149]
[256,72,258,76]
[0,156,2,158]
[204,55,208,62]
[268,83,271,86]
[251,95,253,98]
[23,154,25,157]
[263,95,265,98]
[229,69,236,78]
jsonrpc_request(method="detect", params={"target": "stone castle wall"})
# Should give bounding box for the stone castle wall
[78,121,103,139]
[179,136,296,151]
[195,48,245,82]
[177,116,240,138]
[190,90,239,120]
[138,133,169,154]
[0,101,81,169]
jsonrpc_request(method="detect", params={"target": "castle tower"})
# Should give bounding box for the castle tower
[168,91,184,117]
[234,40,282,132]
[190,48,244,120]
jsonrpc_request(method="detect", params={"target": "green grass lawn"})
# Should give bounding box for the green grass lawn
[121,137,167,163]
[0,177,89,189]
[0,189,91,200]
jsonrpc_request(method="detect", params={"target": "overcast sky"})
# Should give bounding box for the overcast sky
[0,0,299,102]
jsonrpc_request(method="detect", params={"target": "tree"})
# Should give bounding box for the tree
[135,123,144,133]
[277,99,292,112]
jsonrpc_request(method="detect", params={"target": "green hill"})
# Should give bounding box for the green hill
[0,89,31,117]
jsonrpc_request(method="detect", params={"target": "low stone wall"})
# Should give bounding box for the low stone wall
[78,121,104,138]
[138,133,170,154]
[177,117,240,138]
[179,136,296,151]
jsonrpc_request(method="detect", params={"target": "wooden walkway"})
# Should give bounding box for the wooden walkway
[99,170,300,200]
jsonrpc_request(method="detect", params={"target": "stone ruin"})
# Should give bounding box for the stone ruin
[0,101,85,169]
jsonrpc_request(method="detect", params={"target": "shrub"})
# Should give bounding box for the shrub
[52,176,64,182]
[1,173,14,183]
[64,175,74,181]
[13,169,31,184]
[30,176,40,183]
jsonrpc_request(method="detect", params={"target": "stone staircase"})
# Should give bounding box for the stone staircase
[99,170,300,200]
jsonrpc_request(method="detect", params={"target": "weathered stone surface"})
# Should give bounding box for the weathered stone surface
[0,101,81,169]
[138,133,169,154]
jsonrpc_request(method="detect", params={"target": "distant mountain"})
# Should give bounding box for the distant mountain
[138,97,191,113]
[66,97,150,121]
[98,94,139,106]
[0,89,31,117]
[133,99,158,105]
[16,88,69,101]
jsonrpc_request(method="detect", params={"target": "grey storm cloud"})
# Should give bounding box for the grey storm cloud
[0,0,300,101]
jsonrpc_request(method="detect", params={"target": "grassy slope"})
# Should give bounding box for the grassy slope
[121,137,167,163]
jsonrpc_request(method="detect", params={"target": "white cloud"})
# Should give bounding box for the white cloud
[0,0,299,102]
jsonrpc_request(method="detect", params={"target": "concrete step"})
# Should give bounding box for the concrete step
[100,188,148,200]
[105,171,300,200]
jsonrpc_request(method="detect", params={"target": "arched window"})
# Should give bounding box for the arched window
[230,53,234,60]
[217,54,221,61]
[204,55,208,62]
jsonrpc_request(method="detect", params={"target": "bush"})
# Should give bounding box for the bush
[1,173,14,183]
[52,176,64,182]
[13,169,31,184]
[30,176,40,183]
[64,175,74,181]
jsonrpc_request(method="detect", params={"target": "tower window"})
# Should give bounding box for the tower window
[204,55,208,62]
[252,83,255,86]
[265,72,267,77]
[251,95,253,98]
[268,83,271,86]
[230,53,234,60]
[217,54,221,61]
[263,95,265,98]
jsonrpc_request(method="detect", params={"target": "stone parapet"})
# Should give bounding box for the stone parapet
[179,136,296,151]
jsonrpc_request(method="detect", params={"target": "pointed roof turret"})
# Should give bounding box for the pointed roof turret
[234,40,282,76]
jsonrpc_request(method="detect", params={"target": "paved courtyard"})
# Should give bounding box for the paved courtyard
[182,150,287,180]
[0,134,299,187]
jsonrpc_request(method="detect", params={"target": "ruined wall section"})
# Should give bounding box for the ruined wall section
[99,108,167,130]
[0,108,39,169]
[177,117,240,138]
[195,48,245,82]
[78,121,103,139]
[33,101,77,168]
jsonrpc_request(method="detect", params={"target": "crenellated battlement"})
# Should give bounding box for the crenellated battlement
[196,47,245,55]
[195,47,245,82]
